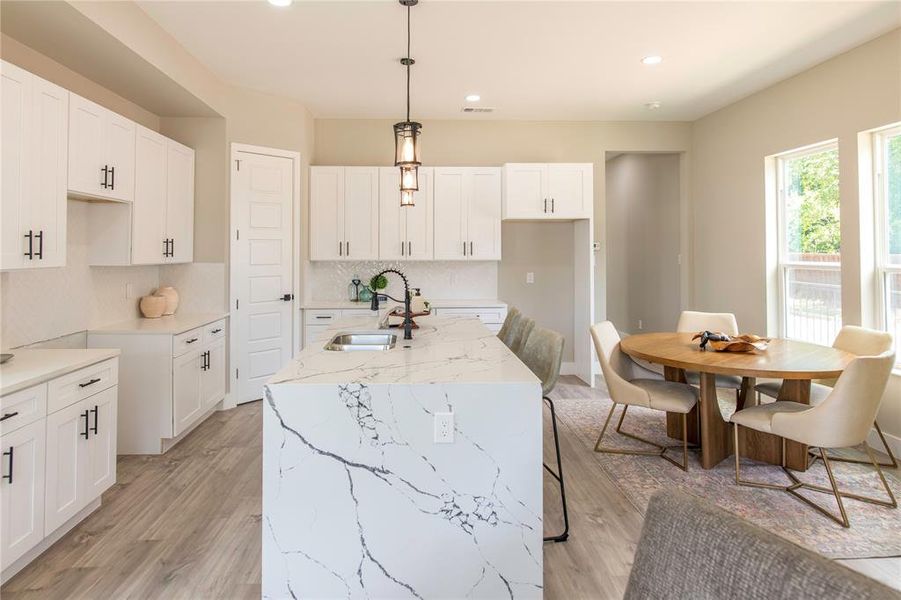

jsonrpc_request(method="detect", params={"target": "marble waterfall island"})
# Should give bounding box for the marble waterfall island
[263,316,543,599]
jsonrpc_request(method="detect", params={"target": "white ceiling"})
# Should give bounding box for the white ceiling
[138,0,901,121]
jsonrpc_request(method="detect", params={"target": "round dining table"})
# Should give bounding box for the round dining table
[619,332,856,470]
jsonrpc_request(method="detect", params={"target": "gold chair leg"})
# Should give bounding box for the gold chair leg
[809,421,898,469]
[733,424,785,490]
[595,403,692,471]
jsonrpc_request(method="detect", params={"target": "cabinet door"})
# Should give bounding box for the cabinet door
[310,167,343,260]
[343,167,379,260]
[83,387,117,501]
[29,76,68,268]
[165,140,195,263]
[0,419,46,569]
[67,94,106,199]
[131,126,168,265]
[547,164,591,218]
[404,167,433,260]
[467,168,502,260]
[200,339,226,409]
[45,399,90,533]
[104,111,135,203]
[1,61,30,270]
[378,167,405,261]
[433,168,468,260]
[173,350,203,437]
[503,163,547,219]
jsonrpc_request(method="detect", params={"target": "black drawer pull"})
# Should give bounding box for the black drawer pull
[0,412,19,422]
[35,230,43,259]
[2,446,13,484]
[185,338,198,344]
[79,377,101,388]
[81,410,90,439]
[110,166,116,190]
[211,328,222,334]
[91,405,99,435]
[315,316,331,320]
[101,165,109,189]
[24,230,34,259]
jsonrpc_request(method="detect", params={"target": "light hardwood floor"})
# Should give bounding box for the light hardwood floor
[3,377,897,598]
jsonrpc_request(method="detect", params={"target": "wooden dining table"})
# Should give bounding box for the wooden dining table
[620,332,856,470]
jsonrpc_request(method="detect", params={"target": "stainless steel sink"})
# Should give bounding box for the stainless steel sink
[324,332,397,352]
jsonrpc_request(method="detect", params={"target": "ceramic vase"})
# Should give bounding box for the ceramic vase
[140,295,167,319]
[156,286,179,315]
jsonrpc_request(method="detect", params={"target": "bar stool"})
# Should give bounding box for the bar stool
[518,326,569,543]
[497,307,520,346]
[510,316,536,357]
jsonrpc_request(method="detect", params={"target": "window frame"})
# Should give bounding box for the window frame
[774,140,842,343]
[873,124,901,366]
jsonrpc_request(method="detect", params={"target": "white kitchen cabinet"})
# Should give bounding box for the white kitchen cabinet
[1,61,68,271]
[82,387,117,502]
[68,93,135,203]
[433,167,502,260]
[378,167,433,260]
[0,419,46,569]
[201,338,227,409]
[310,167,379,261]
[173,350,204,437]
[131,126,168,264]
[503,163,592,220]
[165,139,195,263]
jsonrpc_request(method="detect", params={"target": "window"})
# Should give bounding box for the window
[776,142,841,345]
[875,124,901,366]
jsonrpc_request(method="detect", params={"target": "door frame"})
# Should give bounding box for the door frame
[228,143,301,408]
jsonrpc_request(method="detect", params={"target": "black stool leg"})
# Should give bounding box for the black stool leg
[543,396,570,543]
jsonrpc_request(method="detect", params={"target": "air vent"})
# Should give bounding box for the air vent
[461,106,495,113]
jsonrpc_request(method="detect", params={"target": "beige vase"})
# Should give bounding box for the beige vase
[140,295,167,319]
[155,286,179,315]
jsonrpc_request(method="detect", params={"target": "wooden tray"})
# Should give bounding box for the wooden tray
[692,332,770,353]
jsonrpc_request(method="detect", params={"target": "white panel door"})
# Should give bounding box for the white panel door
[83,386,117,500]
[433,168,467,260]
[310,166,342,260]
[132,126,168,264]
[67,93,106,199]
[233,151,294,404]
[343,167,379,260]
[468,168,502,260]
[404,167,433,260]
[0,419,46,569]
[201,338,227,409]
[503,163,547,219]
[1,61,31,270]
[547,163,591,218]
[165,139,195,263]
[45,399,90,533]
[104,111,135,203]
[173,350,202,436]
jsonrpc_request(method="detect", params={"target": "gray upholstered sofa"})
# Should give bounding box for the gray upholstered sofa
[624,491,899,600]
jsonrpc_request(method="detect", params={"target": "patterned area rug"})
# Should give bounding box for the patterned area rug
[550,380,901,559]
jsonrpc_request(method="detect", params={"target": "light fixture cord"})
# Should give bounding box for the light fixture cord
[406,4,411,123]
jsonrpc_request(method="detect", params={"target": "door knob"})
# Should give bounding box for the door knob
[282,294,294,301]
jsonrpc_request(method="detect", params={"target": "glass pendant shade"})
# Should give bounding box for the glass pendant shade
[400,165,419,192]
[394,121,422,167]
[400,190,415,207]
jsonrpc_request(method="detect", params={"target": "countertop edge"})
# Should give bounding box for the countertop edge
[87,312,230,336]
[1,348,121,397]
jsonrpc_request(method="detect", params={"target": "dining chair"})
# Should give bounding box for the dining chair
[591,321,698,471]
[676,310,744,401]
[731,350,897,528]
[497,307,520,346]
[518,326,569,542]
[510,316,536,357]
[755,325,896,469]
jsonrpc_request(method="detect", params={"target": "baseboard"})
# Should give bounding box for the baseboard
[868,426,901,459]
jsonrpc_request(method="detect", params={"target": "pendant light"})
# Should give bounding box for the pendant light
[394,0,421,206]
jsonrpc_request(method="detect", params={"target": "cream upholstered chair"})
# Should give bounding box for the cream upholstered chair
[510,316,536,357]
[497,307,521,347]
[676,311,744,397]
[518,326,569,542]
[591,321,698,471]
[731,350,897,528]
[755,325,896,468]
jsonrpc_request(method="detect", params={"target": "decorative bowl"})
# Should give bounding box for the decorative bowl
[140,295,167,319]
[692,331,770,353]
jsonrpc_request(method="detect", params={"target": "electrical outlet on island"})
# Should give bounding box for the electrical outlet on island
[434,412,454,443]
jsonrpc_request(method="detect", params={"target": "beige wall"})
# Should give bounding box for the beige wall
[691,29,901,440]
[606,154,682,334]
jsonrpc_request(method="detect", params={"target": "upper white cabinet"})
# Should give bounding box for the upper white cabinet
[1,61,68,271]
[310,167,379,261]
[433,167,502,260]
[503,163,592,220]
[378,167,433,260]
[165,139,195,263]
[68,93,135,203]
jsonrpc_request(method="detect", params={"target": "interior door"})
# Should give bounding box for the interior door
[233,151,295,404]
[132,126,167,264]
[1,61,30,270]
[433,168,467,260]
[83,387,117,500]
[165,140,195,263]
[0,419,46,569]
[104,111,135,203]
[504,163,547,218]
[547,164,589,218]
[45,398,90,533]
[310,167,342,260]
[343,167,379,260]
[67,94,106,198]
[173,350,203,436]
[467,168,502,260]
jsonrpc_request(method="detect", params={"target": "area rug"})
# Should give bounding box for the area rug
[549,380,901,559]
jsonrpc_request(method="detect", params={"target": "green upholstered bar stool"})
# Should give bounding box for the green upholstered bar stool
[497,307,521,347]
[518,326,569,543]
[510,317,536,357]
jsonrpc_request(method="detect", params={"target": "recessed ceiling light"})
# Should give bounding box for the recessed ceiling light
[641,55,663,66]
[465,94,481,102]
[267,0,292,7]
[645,101,662,110]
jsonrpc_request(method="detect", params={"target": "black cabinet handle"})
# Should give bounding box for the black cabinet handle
[463,241,467,256]
[79,377,101,388]
[544,198,547,213]
[408,241,412,256]
[401,241,405,256]
[345,241,349,256]
[24,230,33,259]
[2,446,12,484]
[211,328,222,334]
[185,337,198,344]
[101,165,109,189]
[315,315,331,320]
[551,198,555,213]
[469,241,474,256]
[338,241,342,256]
[0,412,19,422]
[35,230,43,259]
[163,239,169,257]
[170,238,174,257]
[81,410,90,439]
[110,166,115,190]
[90,405,99,435]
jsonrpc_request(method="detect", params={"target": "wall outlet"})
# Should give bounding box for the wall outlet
[526,272,535,284]
[638,319,643,330]
[434,412,454,443]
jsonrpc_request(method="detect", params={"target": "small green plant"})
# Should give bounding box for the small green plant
[370,274,388,291]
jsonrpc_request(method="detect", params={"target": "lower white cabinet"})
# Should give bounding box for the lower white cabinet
[173,350,204,437]
[0,419,45,568]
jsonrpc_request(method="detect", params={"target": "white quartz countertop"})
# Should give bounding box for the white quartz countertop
[269,315,537,386]
[301,299,507,310]
[88,312,229,336]
[1,348,120,396]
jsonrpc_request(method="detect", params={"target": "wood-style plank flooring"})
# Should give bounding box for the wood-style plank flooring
[3,377,897,598]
